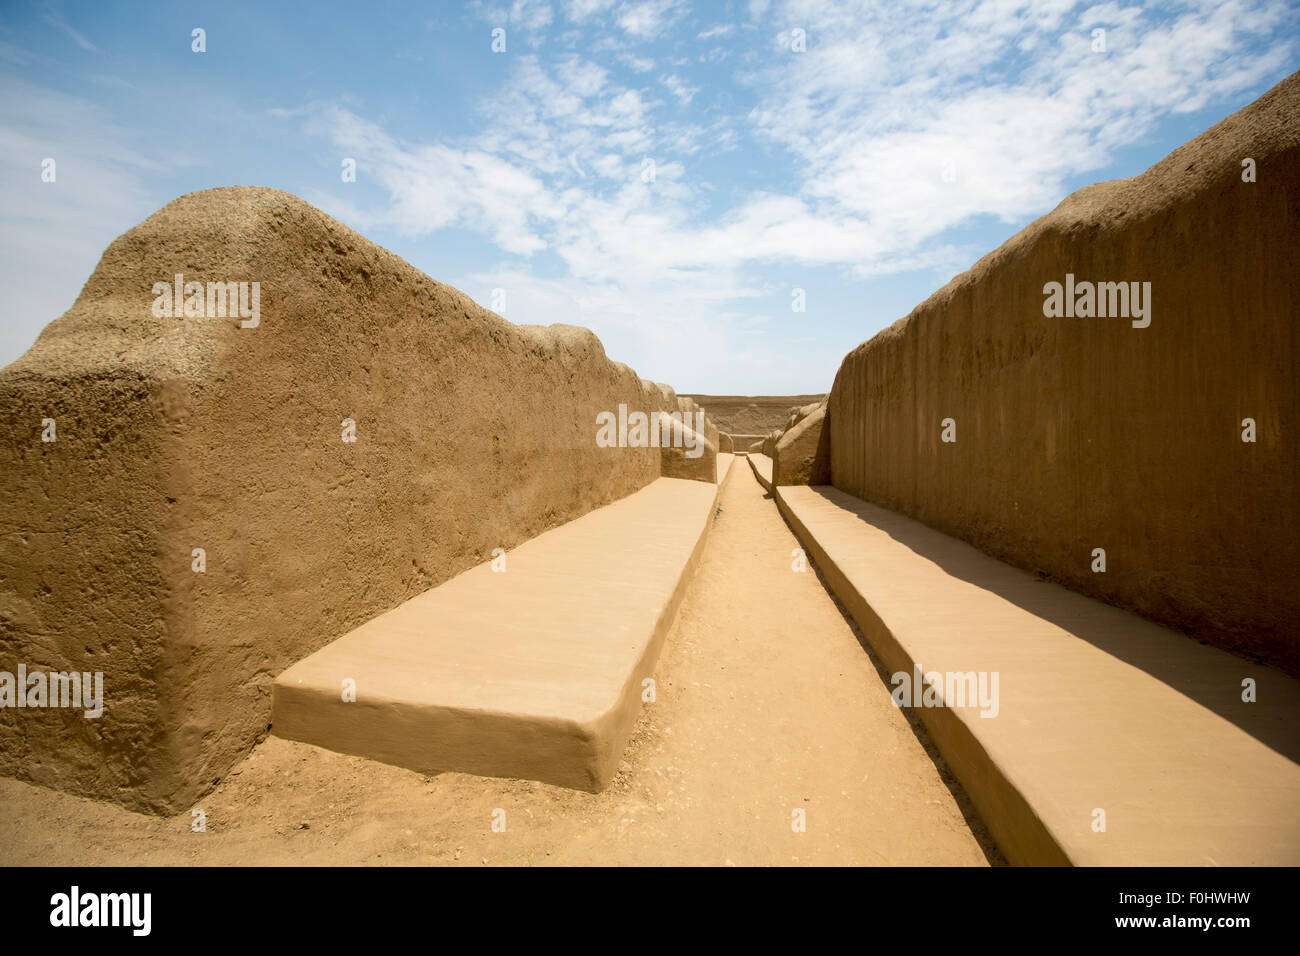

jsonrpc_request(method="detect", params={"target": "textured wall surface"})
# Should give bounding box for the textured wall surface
[773,403,830,486]
[682,394,826,435]
[0,187,698,811]
[827,73,1299,674]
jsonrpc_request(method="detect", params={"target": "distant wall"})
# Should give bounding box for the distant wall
[827,73,1300,674]
[683,394,826,435]
[0,187,699,811]
[725,433,765,454]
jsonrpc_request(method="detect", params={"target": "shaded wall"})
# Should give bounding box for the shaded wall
[827,73,1300,673]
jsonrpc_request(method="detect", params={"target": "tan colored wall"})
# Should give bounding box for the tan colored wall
[659,416,718,482]
[726,433,765,453]
[682,394,826,435]
[827,72,1300,674]
[773,403,830,486]
[0,187,698,812]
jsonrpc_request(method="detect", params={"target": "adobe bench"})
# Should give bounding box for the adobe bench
[774,483,1300,865]
[272,472,730,790]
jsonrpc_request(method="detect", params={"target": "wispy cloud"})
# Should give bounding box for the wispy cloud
[42,12,98,52]
[697,24,736,40]
[616,0,687,40]
[749,0,1296,258]
[3,0,1294,388]
[290,0,1294,387]
[309,0,1296,279]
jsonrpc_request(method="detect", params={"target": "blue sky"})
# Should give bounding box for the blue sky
[1,0,1295,393]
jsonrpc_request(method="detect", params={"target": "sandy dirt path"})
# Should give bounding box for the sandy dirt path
[0,462,998,865]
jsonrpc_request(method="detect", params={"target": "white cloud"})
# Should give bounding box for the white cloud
[293,1,1294,388]
[660,73,698,104]
[471,0,555,47]
[5,0,1291,391]
[618,52,657,71]
[313,0,1296,287]
[616,0,687,39]
[306,105,560,254]
[748,0,1296,251]
[509,0,555,32]
[564,0,618,21]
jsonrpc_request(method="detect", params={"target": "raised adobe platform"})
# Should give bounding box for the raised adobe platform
[747,453,773,492]
[774,483,1300,866]
[272,474,728,791]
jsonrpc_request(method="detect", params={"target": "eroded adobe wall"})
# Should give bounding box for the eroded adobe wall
[773,402,830,486]
[827,73,1300,673]
[0,186,699,811]
[681,394,827,436]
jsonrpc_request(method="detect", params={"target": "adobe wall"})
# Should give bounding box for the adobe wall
[827,73,1300,673]
[0,187,698,811]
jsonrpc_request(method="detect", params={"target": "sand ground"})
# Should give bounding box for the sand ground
[0,463,999,866]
